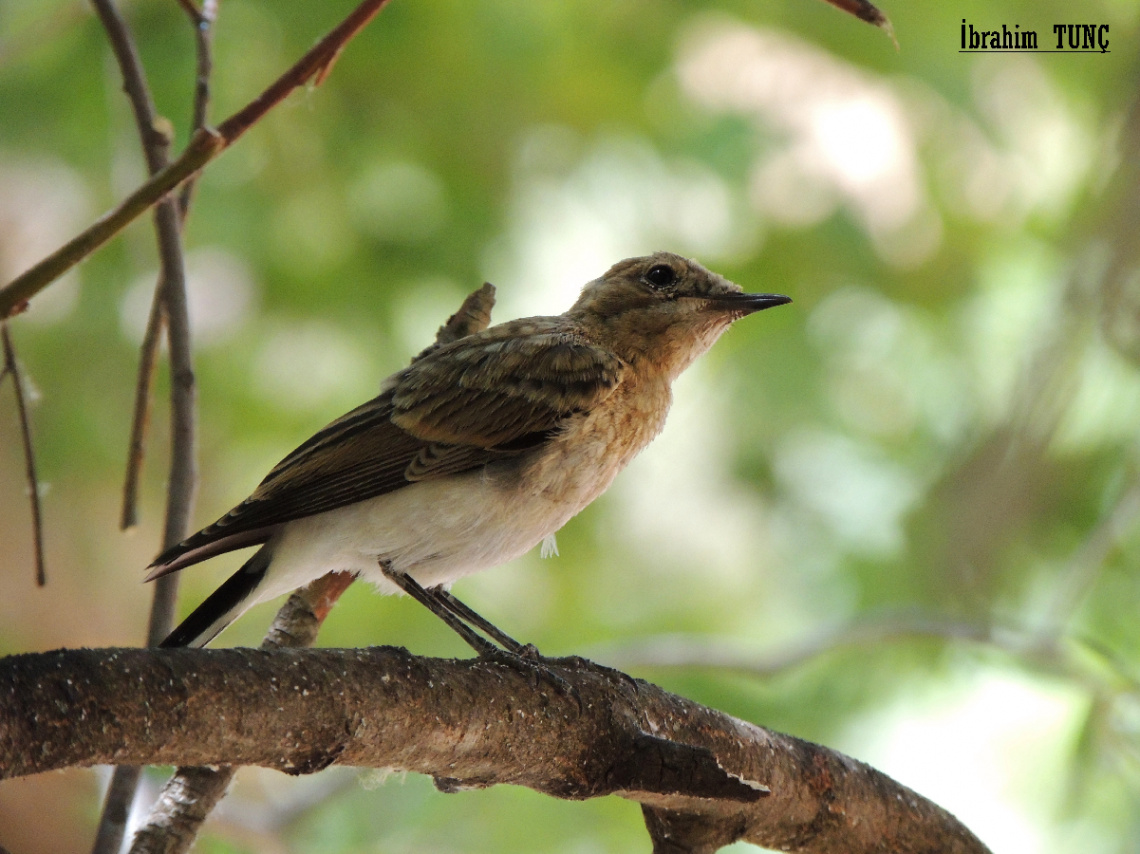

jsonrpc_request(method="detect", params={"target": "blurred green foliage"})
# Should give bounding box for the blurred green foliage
[1,0,1139,851]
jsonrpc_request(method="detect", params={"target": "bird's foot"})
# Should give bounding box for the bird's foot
[477,645,581,710]
[539,653,641,693]
[514,642,542,660]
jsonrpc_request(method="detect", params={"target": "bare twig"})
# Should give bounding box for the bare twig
[0,0,394,319]
[0,323,45,587]
[120,295,165,530]
[90,0,171,169]
[818,0,896,46]
[1038,479,1140,641]
[176,0,217,217]
[121,0,217,531]
[601,612,995,677]
[88,0,199,848]
[147,206,198,644]
[0,128,222,320]
[209,0,388,145]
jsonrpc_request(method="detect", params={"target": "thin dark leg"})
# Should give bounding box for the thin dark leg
[379,562,577,701]
[380,562,498,656]
[429,588,527,653]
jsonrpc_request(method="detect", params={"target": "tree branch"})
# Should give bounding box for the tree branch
[0,0,394,319]
[120,292,165,531]
[0,647,991,854]
[88,0,201,846]
[120,0,218,532]
[817,0,895,46]
[176,0,218,218]
[0,322,45,587]
[604,613,995,678]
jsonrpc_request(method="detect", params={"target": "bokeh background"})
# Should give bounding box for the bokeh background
[2,0,1139,851]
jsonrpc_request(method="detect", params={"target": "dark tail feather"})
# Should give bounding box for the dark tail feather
[159,547,272,648]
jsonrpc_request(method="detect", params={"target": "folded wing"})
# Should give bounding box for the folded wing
[147,322,625,577]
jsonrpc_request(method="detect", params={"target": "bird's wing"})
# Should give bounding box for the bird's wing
[148,326,624,576]
[390,324,625,446]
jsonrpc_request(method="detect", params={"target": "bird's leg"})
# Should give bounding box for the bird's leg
[379,561,577,704]
[428,587,533,655]
[379,562,498,657]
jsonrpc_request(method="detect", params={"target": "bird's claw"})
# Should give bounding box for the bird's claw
[515,642,542,660]
[478,645,582,710]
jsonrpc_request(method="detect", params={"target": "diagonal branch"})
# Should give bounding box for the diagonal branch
[0,0,394,320]
[818,0,896,45]
[120,291,165,531]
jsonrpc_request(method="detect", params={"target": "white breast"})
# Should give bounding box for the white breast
[251,373,672,607]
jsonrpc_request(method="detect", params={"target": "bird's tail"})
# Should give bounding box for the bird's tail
[159,547,272,648]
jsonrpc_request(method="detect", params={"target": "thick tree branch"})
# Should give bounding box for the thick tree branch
[0,0,394,319]
[1,647,990,854]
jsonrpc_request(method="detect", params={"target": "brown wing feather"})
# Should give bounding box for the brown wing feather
[150,322,625,575]
[149,394,428,573]
[391,323,624,446]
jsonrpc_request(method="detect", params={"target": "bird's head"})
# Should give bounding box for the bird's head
[569,252,790,379]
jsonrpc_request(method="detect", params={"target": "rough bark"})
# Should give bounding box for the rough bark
[1,646,990,854]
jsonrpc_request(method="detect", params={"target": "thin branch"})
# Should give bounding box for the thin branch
[0,128,222,319]
[0,646,993,854]
[176,0,217,217]
[817,0,896,46]
[90,0,171,171]
[88,0,200,848]
[0,323,46,586]
[602,613,995,678]
[120,297,165,530]
[120,0,217,531]
[0,0,393,319]
[209,0,388,145]
[1038,477,1140,640]
[147,206,198,643]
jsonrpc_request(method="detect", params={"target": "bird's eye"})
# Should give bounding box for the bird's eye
[644,264,677,289]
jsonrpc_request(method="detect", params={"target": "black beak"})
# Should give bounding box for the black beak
[708,292,792,314]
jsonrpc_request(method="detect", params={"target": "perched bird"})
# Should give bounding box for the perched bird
[151,252,790,649]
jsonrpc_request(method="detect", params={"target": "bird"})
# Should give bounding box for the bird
[150,252,791,650]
